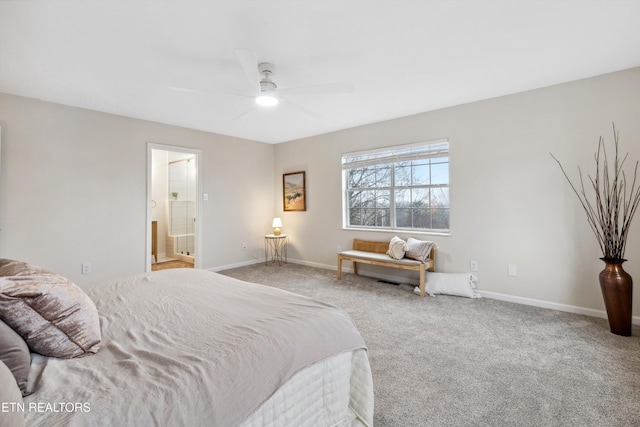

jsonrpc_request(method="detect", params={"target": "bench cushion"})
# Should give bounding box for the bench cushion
[340,250,424,266]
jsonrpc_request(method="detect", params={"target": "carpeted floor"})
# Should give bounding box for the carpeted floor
[219,262,640,427]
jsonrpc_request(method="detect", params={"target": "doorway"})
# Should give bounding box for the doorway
[147,143,202,272]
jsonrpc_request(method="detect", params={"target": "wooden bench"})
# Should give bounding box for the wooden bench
[337,239,436,297]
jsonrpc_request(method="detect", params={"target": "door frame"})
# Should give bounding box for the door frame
[146,142,203,272]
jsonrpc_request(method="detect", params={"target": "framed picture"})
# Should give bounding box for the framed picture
[283,171,306,211]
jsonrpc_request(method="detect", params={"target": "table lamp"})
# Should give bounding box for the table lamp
[272,218,283,236]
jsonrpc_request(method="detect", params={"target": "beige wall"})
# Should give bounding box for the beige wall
[274,67,640,318]
[1,67,639,319]
[0,93,275,284]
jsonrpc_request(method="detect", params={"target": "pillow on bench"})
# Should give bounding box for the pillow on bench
[386,237,435,262]
[386,236,406,260]
[405,238,434,262]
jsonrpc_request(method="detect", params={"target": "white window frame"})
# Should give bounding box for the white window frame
[342,139,450,234]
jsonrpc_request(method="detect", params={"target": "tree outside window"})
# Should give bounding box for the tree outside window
[343,140,449,233]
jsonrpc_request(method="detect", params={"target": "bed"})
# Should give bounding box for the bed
[0,260,374,427]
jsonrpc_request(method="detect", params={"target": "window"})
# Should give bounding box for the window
[342,139,449,233]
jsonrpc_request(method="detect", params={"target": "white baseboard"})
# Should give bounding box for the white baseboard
[207,258,263,272]
[478,290,640,325]
[210,257,330,272]
[287,258,337,270]
[212,258,640,326]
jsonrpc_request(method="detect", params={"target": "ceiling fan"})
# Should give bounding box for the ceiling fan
[168,49,354,119]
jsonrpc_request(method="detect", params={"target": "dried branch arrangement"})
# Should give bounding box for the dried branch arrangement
[551,124,640,260]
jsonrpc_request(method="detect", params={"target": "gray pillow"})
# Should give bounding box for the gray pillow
[0,319,31,396]
[404,238,435,262]
[0,360,25,427]
[0,258,102,358]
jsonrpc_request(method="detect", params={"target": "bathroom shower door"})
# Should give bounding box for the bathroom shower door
[168,157,196,257]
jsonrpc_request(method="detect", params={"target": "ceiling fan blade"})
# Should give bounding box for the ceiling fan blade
[235,48,261,92]
[277,82,354,97]
[167,85,251,100]
[281,98,321,120]
[167,85,208,94]
[229,108,257,122]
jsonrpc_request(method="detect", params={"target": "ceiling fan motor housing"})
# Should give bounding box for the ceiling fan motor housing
[260,79,277,92]
[258,62,277,92]
[258,62,275,75]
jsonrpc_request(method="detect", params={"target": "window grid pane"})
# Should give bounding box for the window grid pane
[344,141,449,232]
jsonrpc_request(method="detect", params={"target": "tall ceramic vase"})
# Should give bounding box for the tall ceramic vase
[599,258,633,336]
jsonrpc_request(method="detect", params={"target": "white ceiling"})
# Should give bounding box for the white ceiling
[1,1,639,144]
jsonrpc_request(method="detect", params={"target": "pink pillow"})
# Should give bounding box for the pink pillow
[0,259,101,359]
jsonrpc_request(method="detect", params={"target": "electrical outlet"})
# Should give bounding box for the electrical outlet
[337,245,342,253]
[508,264,517,276]
[82,263,92,274]
[470,260,478,272]
[242,242,247,250]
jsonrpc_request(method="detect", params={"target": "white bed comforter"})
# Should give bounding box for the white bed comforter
[23,269,373,427]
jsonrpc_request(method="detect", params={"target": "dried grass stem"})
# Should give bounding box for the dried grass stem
[550,124,640,260]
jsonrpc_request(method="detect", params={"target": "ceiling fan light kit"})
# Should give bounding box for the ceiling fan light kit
[255,94,279,106]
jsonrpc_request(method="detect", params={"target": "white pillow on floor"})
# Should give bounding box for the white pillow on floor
[415,272,481,298]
